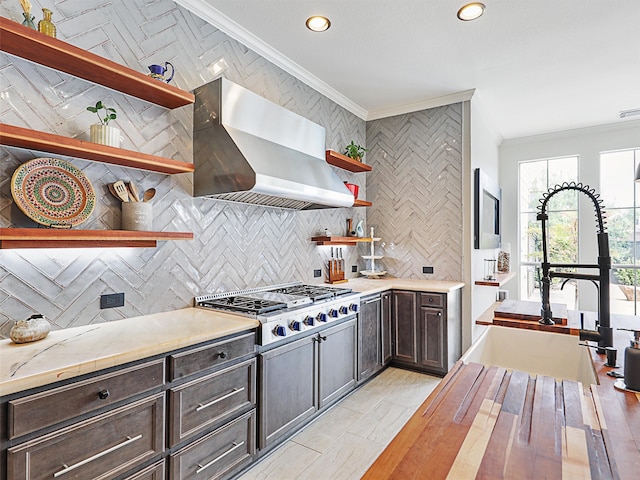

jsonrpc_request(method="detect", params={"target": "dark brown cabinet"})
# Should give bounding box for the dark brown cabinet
[319,320,357,406]
[419,306,445,372]
[8,394,165,480]
[259,318,356,450]
[358,294,382,382]
[381,291,393,366]
[357,292,394,384]
[259,333,317,449]
[169,410,255,480]
[168,358,256,447]
[391,289,461,376]
[392,290,419,364]
[1,330,258,480]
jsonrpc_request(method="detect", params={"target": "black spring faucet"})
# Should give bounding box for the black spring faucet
[537,182,612,351]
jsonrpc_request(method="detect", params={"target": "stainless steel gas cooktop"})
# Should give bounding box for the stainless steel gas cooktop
[195,282,360,346]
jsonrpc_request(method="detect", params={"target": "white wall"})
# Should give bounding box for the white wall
[469,96,503,344]
[499,120,640,311]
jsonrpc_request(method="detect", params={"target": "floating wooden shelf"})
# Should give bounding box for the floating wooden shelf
[1,124,194,174]
[0,228,193,249]
[0,18,194,109]
[474,271,516,287]
[325,150,372,172]
[311,236,373,246]
[353,199,372,207]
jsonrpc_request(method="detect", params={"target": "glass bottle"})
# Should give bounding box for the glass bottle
[22,12,36,30]
[38,8,57,38]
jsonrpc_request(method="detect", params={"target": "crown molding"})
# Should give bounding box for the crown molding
[366,89,476,121]
[500,118,640,146]
[174,0,368,119]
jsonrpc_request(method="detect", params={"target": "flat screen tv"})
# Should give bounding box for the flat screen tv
[474,168,501,249]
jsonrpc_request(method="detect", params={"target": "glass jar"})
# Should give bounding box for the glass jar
[497,243,511,273]
[38,8,57,38]
[484,259,496,281]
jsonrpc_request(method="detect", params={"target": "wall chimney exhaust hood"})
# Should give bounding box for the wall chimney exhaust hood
[193,78,355,210]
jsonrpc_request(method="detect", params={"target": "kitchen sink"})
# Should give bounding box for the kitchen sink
[462,325,598,386]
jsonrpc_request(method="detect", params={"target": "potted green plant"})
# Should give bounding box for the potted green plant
[87,101,120,147]
[344,141,367,162]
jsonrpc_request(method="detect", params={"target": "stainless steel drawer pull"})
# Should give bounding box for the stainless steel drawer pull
[53,434,143,477]
[196,441,244,474]
[196,387,245,412]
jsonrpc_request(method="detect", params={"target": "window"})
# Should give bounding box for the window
[600,149,640,315]
[519,156,579,308]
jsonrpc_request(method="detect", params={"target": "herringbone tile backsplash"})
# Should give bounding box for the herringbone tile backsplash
[0,0,462,334]
[367,106,463,280]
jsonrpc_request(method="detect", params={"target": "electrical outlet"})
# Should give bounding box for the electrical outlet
[313,269,322,278]
[423,266,434,274]
[100,293,124,309]
[352,265,358,273]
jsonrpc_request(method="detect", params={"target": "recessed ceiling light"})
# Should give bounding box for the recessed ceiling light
[306,16,331,32]
[457,3,485,21]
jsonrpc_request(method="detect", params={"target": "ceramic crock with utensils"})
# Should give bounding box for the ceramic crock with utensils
[110,181,153,230]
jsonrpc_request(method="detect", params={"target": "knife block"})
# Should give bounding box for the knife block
[327,259,347,284]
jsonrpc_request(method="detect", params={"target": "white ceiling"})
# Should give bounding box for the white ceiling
[177,0,640,140]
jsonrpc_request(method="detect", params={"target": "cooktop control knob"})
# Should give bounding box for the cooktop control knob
[339,306,349,315]
[329,309,339,318]
[290,321,302,331]
[273,325,287,337]
[304,315,315,326]
[349,303,359,312]
[317,312,328,322]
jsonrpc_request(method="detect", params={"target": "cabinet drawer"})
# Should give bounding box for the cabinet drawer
[8,359,165,439]
[170,409,255,480]
[124,460,165,480]
[169,333,255,380]
[420,293,444,307]
[169,358,256,446]
[7,394,165,480]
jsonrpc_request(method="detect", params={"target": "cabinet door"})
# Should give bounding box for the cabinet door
[319,319,357,408]
[358,296,381,382]
[392,291,418,364]
[259,335,317,449]
[419,306,446,374]
[168,358,256,446]
[169,410,255,480]
[8,395,164,480]
[381,291,393,366]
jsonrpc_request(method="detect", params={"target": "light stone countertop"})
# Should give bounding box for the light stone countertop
[1,279,463,398]
[330,277,464,295]
[0,308,259,397]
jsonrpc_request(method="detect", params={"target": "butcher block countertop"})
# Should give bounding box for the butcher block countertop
[0,308,259,397]
[364,334,640,479]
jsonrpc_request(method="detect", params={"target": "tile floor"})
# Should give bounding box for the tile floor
[238,367,441,480]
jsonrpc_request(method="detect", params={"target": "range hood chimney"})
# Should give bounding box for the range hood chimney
[193,78,355,210]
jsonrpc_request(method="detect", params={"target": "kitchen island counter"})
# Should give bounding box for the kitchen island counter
[0,308,259,396]
[363,323,640,479]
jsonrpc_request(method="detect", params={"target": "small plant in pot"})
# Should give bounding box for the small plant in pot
[87,101,120,148]
[344,141,367,162]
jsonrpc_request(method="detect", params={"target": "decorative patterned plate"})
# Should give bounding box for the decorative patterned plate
[11,158,96,228]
